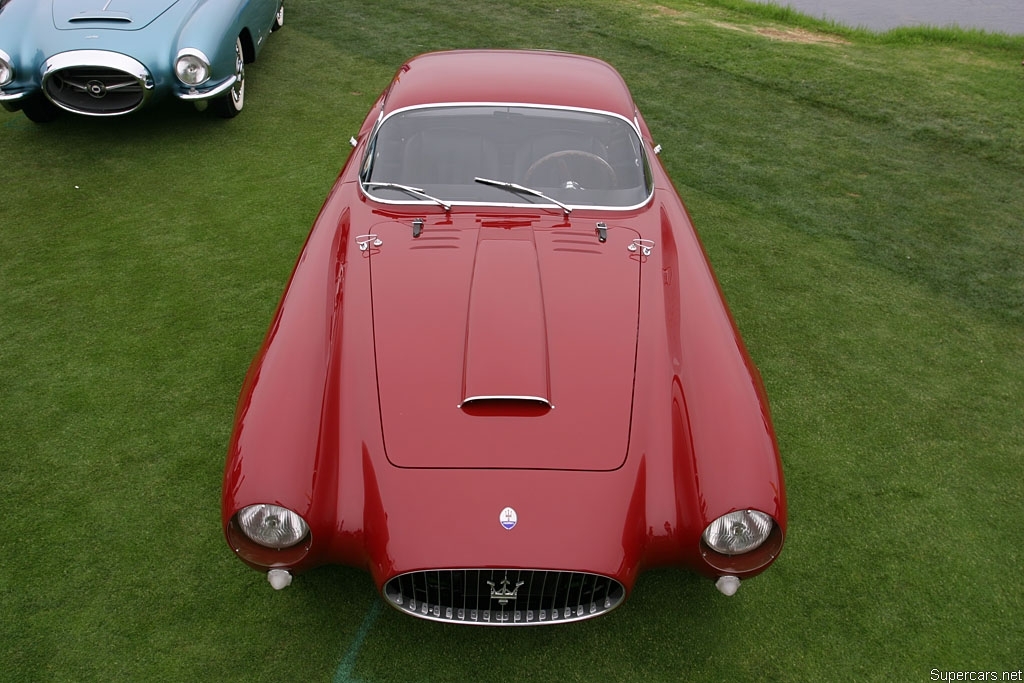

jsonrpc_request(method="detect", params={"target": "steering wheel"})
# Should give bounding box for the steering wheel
[524,150,617,190]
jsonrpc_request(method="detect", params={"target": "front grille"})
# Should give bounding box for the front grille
[43,66,146,115]
[384,569,625,625]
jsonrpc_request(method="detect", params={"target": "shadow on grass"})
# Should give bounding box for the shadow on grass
[4,100,244,147]
[316,568,737,683]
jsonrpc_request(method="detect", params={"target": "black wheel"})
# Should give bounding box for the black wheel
[211,37,245,119]
[272,2,284,31]
[21,95,60,123]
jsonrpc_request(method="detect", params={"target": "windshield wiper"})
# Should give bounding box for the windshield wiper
[363,181,451,212]
[474,177,572,216]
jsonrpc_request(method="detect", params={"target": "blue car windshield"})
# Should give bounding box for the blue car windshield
[361,105,653,209]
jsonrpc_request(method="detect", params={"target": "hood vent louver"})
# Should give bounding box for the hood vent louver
[458,395,552,417]
[69,12,133,23]
[459,396,551,408]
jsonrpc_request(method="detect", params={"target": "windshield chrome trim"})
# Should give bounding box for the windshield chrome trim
[359,102,655,212]
[362,195,653,213]
[364,181,451,211]
[378,101,647,131]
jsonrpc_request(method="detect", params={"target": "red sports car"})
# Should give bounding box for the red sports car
[222,49,786,625]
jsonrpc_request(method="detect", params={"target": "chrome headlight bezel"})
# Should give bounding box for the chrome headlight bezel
[174,48,210,86]
[0,49,14,87]
[702,509,774,555]
[236,504,310,549]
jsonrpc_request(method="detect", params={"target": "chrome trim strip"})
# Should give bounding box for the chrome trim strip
[177,75,237,101]
[381,101,646,134]
[363,196,653,213]
[42,50,150,85]
[0,90,28,102]
[364,181,450,211]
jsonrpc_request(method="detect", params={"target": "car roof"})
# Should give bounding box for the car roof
[381,50,638,119]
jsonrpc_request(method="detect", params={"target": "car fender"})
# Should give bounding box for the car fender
[630,182,786,577]
[222,186,360,572]
[176,0,275,68]
[0,1,52,93]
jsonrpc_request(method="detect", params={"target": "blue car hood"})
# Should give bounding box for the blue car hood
[52,0,185,31]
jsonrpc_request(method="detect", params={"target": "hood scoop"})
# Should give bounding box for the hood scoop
[460,238,551,411]
[69,12,132,23]
[369,219,642,471]
[54,0,179,30]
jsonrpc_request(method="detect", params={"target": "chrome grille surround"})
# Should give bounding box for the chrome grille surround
[384,569,626,625]
[41,50,153,116]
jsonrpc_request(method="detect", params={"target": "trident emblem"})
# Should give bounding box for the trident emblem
[487,576,525,605]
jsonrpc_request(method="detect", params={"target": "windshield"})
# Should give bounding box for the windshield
[361,105,652,209]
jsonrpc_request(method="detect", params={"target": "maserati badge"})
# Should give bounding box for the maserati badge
[499,506,517,530]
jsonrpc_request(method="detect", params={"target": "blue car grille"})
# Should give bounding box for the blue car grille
[383,569,625,625]
[44,66,146,116]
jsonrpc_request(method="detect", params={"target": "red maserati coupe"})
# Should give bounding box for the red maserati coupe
[221,49,787,625]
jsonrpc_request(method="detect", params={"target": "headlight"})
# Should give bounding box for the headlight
[174,49,210,86]
[702,510,774,555]
[237,504,309,549]
[0,50,14,87]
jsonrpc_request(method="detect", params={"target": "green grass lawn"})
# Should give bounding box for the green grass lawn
[2,1,1022,681]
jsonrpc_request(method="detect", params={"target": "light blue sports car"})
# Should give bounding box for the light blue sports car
[0,0,283,122]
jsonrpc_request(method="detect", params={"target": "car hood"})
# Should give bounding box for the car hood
[51,0,187,31]
[367,217,642,471]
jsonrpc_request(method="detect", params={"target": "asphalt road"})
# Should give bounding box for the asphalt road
[757,0,1024,34]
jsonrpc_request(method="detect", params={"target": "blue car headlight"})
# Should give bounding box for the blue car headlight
[702,510,774,555]
[174,48,210,86]
[0,50,14,87]
[237,504,310,549]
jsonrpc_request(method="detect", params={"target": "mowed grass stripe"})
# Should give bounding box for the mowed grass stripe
[1,1,1021,681]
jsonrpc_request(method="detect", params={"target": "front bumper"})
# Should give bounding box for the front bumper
[176,75,237,102]
[0,89,28,103]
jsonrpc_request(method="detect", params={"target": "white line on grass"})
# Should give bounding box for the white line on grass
[333,599,383,683]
